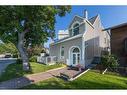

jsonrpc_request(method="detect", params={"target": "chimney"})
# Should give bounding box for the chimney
[84,10,88,19]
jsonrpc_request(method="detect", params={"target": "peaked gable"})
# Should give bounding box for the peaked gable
[88,15,98,25]
[68,15,85,29]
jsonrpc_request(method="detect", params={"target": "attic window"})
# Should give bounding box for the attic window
[72,23,79,36]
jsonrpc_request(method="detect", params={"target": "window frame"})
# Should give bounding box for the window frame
[71,22,80,36]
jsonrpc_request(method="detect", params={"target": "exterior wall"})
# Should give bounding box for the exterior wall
[69,16,84,28]
[50,37,82,65]
[58,30,69,40]
[68,16,86,37]
[111,25,127,66]
[93,16,110,54]
[84,21,95,66]
[111,25,127,57]
[50,15,110,67]
[84,16,110,66]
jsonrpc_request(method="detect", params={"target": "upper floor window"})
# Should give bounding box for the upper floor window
[72,23,79,36]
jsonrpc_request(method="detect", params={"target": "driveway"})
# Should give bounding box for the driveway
[0,58,17,75]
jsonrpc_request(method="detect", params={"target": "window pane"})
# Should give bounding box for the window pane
[77,54,80,63]
[61,46,64,57]
[73,48,80,53]
[73,54,76,64]
[73,23,79,36]
[73,23,79,28]
[73,27,79,36]
[61,50,64,56]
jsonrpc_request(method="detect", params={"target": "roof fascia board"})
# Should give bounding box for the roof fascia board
[103,22,127,31]
[51,34,83,45]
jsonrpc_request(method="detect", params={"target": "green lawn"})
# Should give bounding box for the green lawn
[0,62,65,82]
[23,70,127,89]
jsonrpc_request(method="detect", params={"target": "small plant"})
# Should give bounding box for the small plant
[101,54,119,74]
[29,56,37,62]
[16,59,22,64]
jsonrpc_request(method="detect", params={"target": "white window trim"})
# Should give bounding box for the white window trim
[69,46,81,66]
[71,21,80,36]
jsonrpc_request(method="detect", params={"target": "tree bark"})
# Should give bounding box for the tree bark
[17,31,30,71]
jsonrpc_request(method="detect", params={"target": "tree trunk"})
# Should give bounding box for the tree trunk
[17,31,30,71]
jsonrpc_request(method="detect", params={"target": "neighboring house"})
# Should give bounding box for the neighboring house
[50,10,110,68]
[58,30,69,40]
[104,23,127,67]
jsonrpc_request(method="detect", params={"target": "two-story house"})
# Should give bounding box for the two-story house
[49,10,110,68]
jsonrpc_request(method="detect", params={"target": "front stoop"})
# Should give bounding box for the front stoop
[60,68,90,81]
[69,69,90,81]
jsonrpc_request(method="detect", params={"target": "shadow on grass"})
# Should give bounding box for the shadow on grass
[0,62,64,82]
[0,76,35,89]
[22,71,127,89]
[22,77,127,89]
[0,63,33,82]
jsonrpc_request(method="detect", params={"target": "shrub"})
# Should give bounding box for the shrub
[29,56,37,62]
[13,54,19,58]
[16,59,22,64]
[56,61,66,65]
[101,54,119,69]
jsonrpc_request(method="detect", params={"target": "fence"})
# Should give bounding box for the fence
[37,56,57,65]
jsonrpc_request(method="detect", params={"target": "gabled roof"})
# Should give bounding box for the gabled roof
[88,15,98,25]
[68,15,85,28]
[103,22,127,31]
[68,15,98,28]
[50,15,99,45]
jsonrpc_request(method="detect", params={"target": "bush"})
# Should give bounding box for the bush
[16,59,22,64]
[13,54,19,58]
[101,54,119,70]
[29,56,37,62]
[56,61,66,65]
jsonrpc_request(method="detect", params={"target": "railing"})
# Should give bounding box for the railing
[37,56,57,65]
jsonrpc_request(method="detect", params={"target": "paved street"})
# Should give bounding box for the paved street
[0,58,17,75]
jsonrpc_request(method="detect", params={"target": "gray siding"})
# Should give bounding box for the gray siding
[69,16,84,28]
[50,37,82,63]
[84,22,95,66]
[68,16,85,37]
[84,16,110,66]
[50,15,110,67]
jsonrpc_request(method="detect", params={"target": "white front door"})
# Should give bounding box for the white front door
[72,53,80,66]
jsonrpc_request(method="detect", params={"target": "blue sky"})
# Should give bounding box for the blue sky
[44,6,127,48]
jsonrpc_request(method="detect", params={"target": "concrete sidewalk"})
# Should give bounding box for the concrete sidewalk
[0,67,68,89]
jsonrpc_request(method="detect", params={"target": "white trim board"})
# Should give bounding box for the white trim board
[69,46,81,66]
[51,34,83,45]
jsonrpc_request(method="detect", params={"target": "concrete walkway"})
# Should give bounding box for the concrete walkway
[0,67,80,89]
